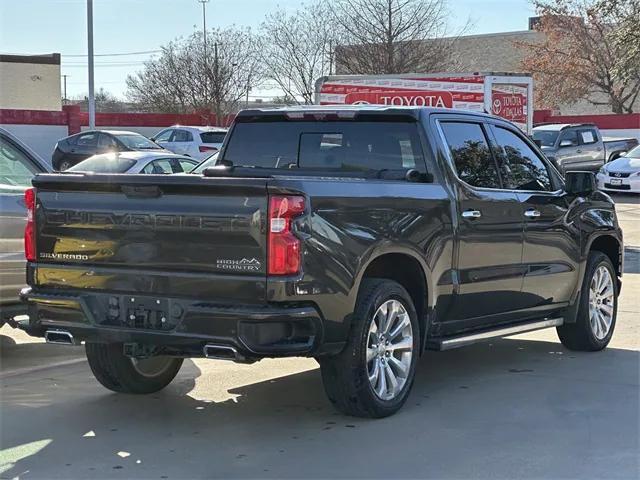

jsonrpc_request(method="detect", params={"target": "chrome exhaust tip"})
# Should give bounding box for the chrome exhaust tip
[203,344,239,361]
[44,329,75,345]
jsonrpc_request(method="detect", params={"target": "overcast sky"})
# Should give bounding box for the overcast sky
[0,0,535,99]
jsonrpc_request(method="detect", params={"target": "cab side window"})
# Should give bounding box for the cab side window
[559,129,579,146]
[578,128,598,145]
[440,122,502,189]
[493,127,552,191]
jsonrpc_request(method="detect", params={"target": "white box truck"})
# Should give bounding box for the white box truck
[315,72,534,134]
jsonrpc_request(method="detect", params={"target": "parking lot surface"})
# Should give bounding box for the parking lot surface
[1,194,638,479]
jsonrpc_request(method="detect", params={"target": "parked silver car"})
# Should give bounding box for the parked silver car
[150,126,227,161]
[67,151,199,174]
[0,128,50,324]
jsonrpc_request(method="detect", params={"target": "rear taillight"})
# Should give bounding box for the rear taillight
[24,187,36,261]
[268,195,305,275]
[199,145,218,153]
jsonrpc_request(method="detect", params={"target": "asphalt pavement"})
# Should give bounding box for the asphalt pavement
[1,194,638,479]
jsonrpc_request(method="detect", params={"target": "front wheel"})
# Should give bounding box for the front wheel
[85,343,183,394]
[557,251,618,351]
[319,279,420,418]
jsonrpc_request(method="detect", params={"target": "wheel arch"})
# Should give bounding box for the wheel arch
[587,234,623,278]
[353,249,432,351]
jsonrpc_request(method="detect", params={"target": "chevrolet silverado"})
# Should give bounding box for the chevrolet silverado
[17,106,623,417]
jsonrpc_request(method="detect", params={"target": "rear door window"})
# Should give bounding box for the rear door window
[98,134,117,149]
[172,130,193,142]
[200,132,226,144]
[439,122,502,189]
[142,159,173,174]
[177,158,197,172]
[223,121,426,172]
[76,132,98,147]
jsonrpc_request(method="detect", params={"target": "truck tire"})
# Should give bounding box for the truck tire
[85,343,183,394]
[318,279,420,418]
[557,251,618,351]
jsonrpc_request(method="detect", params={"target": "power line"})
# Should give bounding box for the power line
[62,63,147,67]
[61,50,161,57]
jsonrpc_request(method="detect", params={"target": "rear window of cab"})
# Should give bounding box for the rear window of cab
[222,121,425,172]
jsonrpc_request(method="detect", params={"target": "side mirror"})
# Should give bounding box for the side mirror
[559,140,575,148]
[149,137,156,142]
[565,171,597,195]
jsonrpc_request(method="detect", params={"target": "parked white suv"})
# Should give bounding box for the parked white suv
[151,126,227,160]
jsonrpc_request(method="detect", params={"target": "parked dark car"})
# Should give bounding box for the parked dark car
[51,130,167,171]
[18,106,623,418]
[0,128,49,324]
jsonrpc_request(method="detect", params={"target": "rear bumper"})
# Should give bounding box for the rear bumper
[20,287,340,360]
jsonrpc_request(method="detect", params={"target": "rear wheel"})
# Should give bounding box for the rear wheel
[557,251,618,351]
[319,279,419,418]
[85,343,183,394]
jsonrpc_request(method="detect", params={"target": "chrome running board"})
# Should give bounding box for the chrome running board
[431,318,564,351]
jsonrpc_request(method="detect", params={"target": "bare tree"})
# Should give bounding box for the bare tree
[332,0,460,74]
[126,27,263,120]
[71,88,124,113]
[260,2,338,104]
[519,0,640,113]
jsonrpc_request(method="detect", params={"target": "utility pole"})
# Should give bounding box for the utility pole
[61,74,70,104]
[329,40,334,76]
[213,41,219,123]
[87,0,95,129]
[198,0,210,110]
[245,71,251,108]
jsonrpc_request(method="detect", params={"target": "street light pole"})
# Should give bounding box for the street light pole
[87,0,95,129]
[198,0,210,110]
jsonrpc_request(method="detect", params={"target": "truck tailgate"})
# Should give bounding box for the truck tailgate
[32,174,268,302]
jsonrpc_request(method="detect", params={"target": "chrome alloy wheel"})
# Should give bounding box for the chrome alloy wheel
[131,356,174,378]
[589,265,615,340]
[366,299,413,401]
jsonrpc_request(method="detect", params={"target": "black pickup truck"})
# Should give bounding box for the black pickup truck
[18,106,623,418]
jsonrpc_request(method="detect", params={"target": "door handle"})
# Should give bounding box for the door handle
[576,149,582,153]
[524,209,541,218]
[462,210,482,219]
